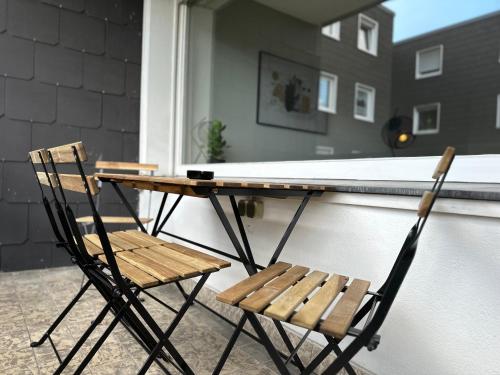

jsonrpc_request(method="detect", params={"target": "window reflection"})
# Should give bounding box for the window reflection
[183,0,500,164]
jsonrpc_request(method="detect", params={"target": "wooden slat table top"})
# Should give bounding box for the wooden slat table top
[95,173,329,192]
[95,173,500,201]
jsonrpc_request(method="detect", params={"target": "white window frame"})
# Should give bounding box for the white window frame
[354,83,375,123]
[496,94,500,129]
[318,72,338,114]
[413,102,441,135]
[357,14,378,56]
[322,21,340,41]
[415,45,444,79]
[145,1,500,186]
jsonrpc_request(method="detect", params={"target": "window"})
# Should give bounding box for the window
[357,14,378,56]
[413,103,441,134]
[497,95,500,129]
[322,21,340,40]
[318,72,338,114]
[415,45,443,79]
[354,83,376,122]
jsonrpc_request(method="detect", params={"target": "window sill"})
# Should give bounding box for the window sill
[175,154,500,184]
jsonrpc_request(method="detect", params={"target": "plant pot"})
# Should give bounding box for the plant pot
[209,157,226,163]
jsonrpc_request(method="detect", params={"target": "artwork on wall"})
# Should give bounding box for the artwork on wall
[257,51,328,134]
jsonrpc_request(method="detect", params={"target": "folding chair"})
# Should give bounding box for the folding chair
[76,160,158,231]
[30,142,231,374]
[76,160,157,288]
[215,147,455,375]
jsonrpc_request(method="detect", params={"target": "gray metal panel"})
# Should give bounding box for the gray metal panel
[7,0,59,44]
[57,87,102,127]
[0,0,142,270]
[126,63,141,98]
[0,0,6,32]
[102,94,139,132]
[5,79,56,123]
[41,0,85,12]
[0,162,3,201]
[85,0,128,24]
[80,128,123,162]
[29,203,57,243]
[0,77,4,116]
[31,123,81,151]
[107,23,142,63]
[60,10,105,54]
[123,133,139,161]
[3,162,41,203]
[35,44,83,88]
[1,241,52,271]
[0,34,34,79]
[0,201,29,244]
[83,55,125,94]
[0,118,31,161]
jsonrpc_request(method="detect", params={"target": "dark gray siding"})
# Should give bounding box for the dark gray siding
[392,12,500,156]
[208,1,393,162]
[0,0,143,271]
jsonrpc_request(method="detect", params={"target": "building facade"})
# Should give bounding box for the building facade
[392,11,500,156]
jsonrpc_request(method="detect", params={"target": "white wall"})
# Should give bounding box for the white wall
[140,2,500,374]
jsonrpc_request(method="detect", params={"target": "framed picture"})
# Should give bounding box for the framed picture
[256,51,328,134]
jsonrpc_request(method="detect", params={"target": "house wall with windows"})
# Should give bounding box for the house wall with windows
[187,1,394,163]
[392,11,500,156]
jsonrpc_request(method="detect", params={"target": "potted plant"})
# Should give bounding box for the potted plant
[207,120,229,163]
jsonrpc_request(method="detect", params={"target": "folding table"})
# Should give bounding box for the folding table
[95,172,327,371]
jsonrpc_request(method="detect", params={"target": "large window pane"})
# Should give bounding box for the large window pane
[183,0,500,164]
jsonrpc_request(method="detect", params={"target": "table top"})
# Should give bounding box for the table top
[95,173,500,201]
[95,173,328,197]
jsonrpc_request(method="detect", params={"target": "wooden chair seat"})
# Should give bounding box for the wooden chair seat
[216,262,371,339]
[85,230,231,288]
[76,216,153,225]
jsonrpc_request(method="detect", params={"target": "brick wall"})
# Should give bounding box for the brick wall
[0,0,143,271]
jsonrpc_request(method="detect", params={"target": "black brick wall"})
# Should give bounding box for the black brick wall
[0,0,143,271]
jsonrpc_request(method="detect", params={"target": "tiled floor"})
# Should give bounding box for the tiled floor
[0,266,300,374]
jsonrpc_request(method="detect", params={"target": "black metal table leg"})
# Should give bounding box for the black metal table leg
[209,192,312,373]
[152,192,168,235]
[153,195,183,236]
[110,181,147,233]
[229,195,256,269]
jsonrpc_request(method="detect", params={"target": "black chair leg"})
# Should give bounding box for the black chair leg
[31,279,92,348]
[244,311,291,375]
[53,298,114,375]
[72,290,140,375]
[212,315,247,374]
[137,274,209,375]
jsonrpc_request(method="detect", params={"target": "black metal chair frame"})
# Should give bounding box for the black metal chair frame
[30,145,216,374]
[217,151,455,375]
[101,178,319,372]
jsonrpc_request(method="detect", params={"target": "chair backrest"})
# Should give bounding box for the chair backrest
[30,142,125,287]
[95,161,159,173]
[363,146,455,340]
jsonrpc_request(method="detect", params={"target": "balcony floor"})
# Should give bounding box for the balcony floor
[0,266,287,374]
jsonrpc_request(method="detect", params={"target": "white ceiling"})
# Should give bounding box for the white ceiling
[254,0,385,25]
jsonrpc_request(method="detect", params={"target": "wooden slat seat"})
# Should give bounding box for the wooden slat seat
[216,264,371,339]
[98,255,159,288]
[87,230,230,289]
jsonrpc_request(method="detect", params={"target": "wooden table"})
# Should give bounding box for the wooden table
[95,172,325,371]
